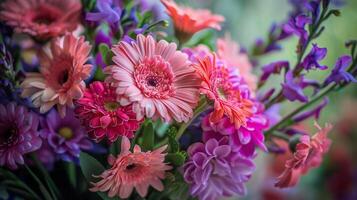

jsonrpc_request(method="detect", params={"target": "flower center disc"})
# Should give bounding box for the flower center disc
[134,56,175,99]
[104,101,120,112]
[58,127,73,140]
[0,126,17,146]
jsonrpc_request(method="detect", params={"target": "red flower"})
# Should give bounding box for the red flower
[275,122,332,188]
[0,0,81,40]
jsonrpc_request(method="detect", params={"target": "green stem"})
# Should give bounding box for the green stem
[24,164,53,200]
[31,154,60,199]
[265,6,329,109]
[265,84,336,137]
[270,131,290,141]
[175,100,209,140]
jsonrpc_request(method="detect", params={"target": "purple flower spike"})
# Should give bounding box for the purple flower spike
[300,44,328,71]
[260,61,290,82]
[282,71,320,102]
[293,97,329,123]
[0,103,42,169]
[283,14,312,47]
[86,0,122,26]
[183,137,256,200]
[324,55,356,85]
[39,109,92,163]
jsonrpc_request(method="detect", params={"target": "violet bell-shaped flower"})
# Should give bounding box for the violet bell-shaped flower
[324,55,356,86]
[300,43,328,71]
[282,70,320,102]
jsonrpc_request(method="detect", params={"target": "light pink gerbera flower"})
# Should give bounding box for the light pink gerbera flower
[275,122,332,188]
[0,0,81,40]
[217,34,257,92]
[161,0,224,43]
[105,34,200,122]
[90,136,172,198]
[75,81,143,143]
[21,33,92,117]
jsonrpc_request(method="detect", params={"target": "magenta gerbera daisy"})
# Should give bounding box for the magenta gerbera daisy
[105,34,200,122]
[75,81,143,143]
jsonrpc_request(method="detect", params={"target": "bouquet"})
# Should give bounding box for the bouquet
[0,0,356,199]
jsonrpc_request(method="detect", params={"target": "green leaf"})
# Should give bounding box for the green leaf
[167,127,179,153]
[109,138,121,155]
[24,164,53,200]
[94,67,105,81]
[79,152,105,183]
[65,162,77,189]
[79,152,118,200]
[0,168,41,200]
[142,121,155,151]
[165,152,187,167]
[99,43,109,58]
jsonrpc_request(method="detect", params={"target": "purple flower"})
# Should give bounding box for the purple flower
[183,137,255,200]
[39,109,92,162]
[260,61,290,82]
[305,0,322,24]
[201,104,268,157]
[264,104,281,127]
[95,31,112,47]
[258,88,275,102]
[283,14,312,47]
[282,70,319,102]
[324,55,356,85]
[293,97,329,123]
[300,44,328,71]
[86,0,123,26]
[0,103,42,169]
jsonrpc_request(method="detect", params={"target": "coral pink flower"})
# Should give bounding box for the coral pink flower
[217,34,257,92]
[0,0,81,40]
[75,81,143,143]
[275,122,332,188]
[90,137,172,198]
[21,33,92,117]
[194,54,253,128]
[105,34,200,122]
[161,0,224,43]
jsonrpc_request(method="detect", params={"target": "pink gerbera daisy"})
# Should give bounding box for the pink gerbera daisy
[21,33,92,117]
[0,0,81,40]
[75,81,143,143]
[275,122,332,188]
[194,54,253,128]
[90,136,172,198]
[161,0,224,43]
[217,34,257,92]
[105,34,200,122]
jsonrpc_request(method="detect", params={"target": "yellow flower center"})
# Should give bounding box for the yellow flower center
[58,127,73,140]
[104,101,120,111]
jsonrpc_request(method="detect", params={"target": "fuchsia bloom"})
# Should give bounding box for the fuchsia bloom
[90,137,172,198]
[275,122,332,188]
[161,0,224,42]
[0,0,81,40]
[105,34,200,122]
[194,54,253,128]
[0,103,42,169]
[75,81,142,143]
[21,33,92,117]
[183,137,256,200]
[217,34,257,92]
[202,103,268,157]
